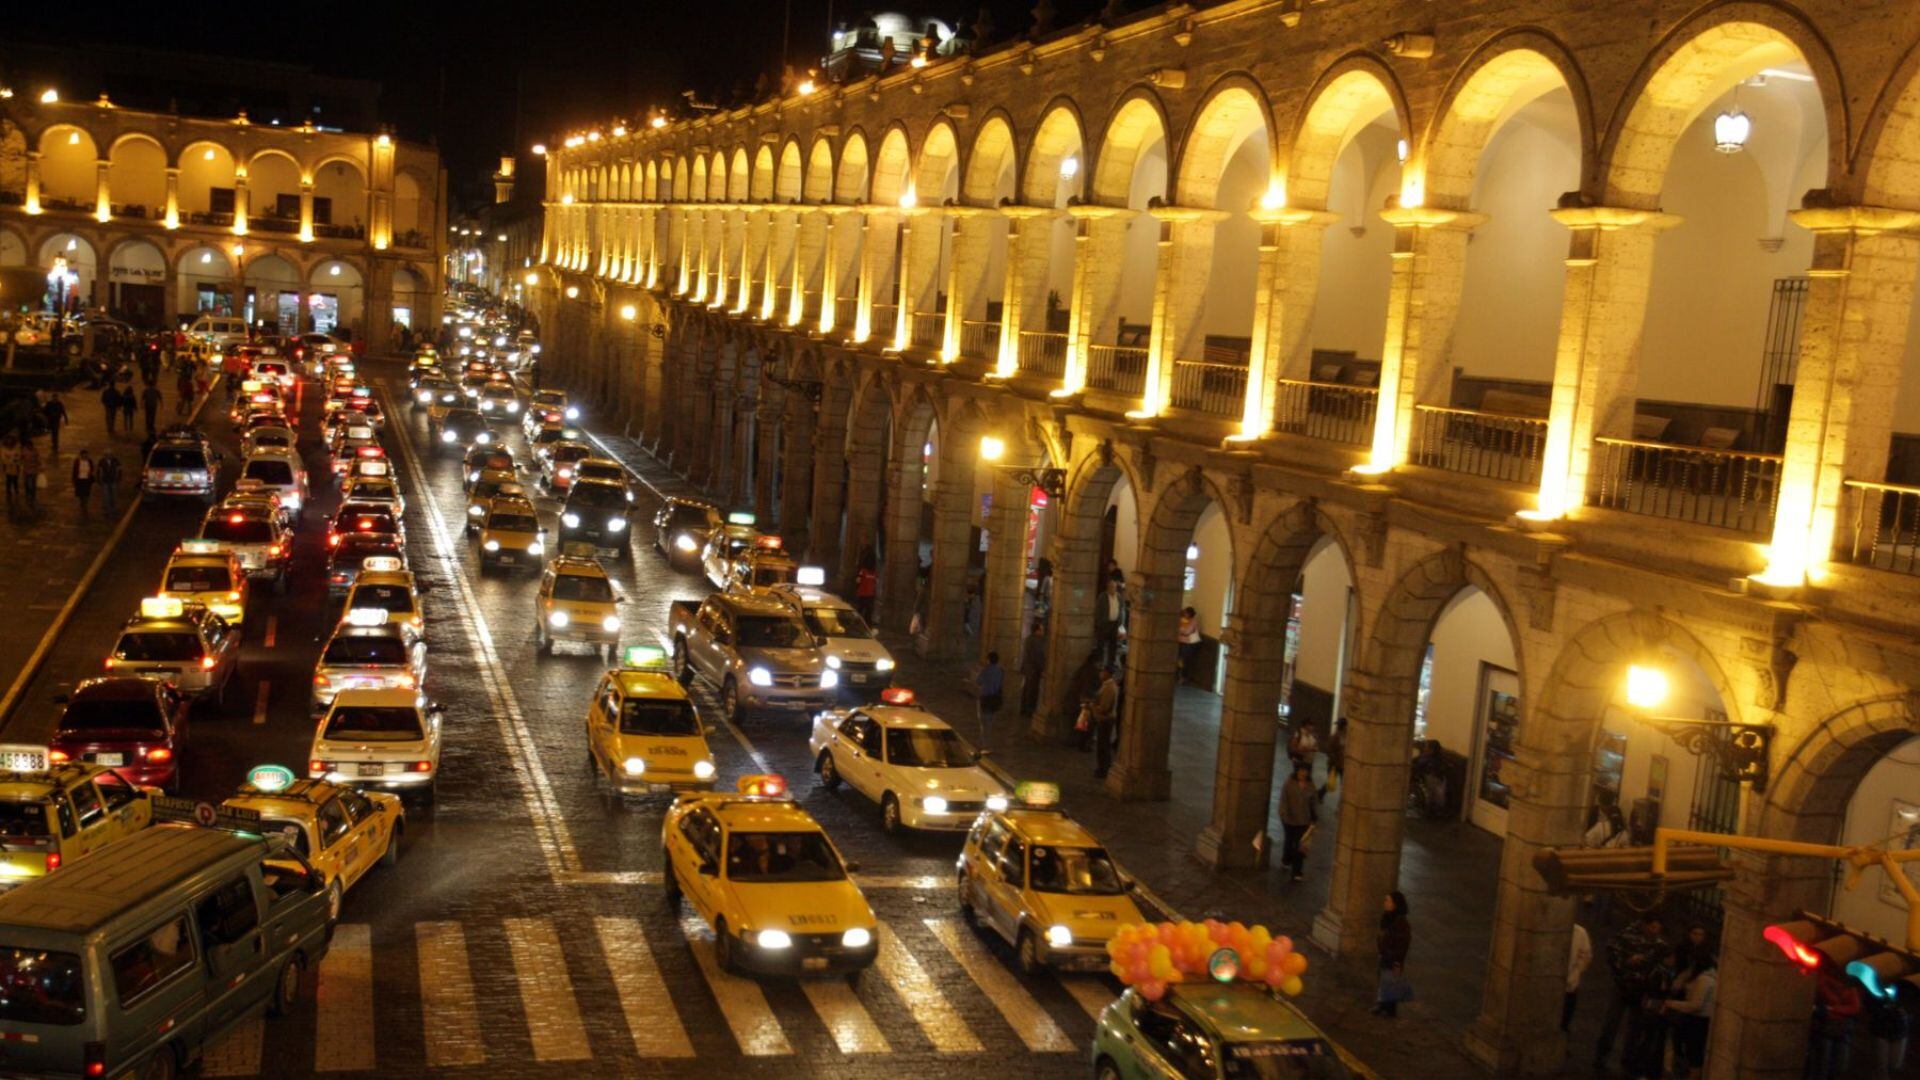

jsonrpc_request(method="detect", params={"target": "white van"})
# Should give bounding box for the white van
[188,316,250,354]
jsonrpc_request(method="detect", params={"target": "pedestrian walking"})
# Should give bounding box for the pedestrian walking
[118,386,135,434]
[1594,913,1671,1072]
[1288,721,1320,769]
[1018,619,1048,720]
[95,450,120,513]
[853,563,878,624]
[1089,666,1120,779]
[973,651,1005,748]
[19,441,42,511]
[1564,921,1593,1033]
[99,383,120,436]
[1177,606,1202,682]
[0,435,19,511]
[174,364,195,418]
[1866,991,1910,1080]
[1661,947,1716,1078]
[1279,762,1317,882]
[1323,718,1347,797]
[70,450,94,517]
[1093,576,1126,668]
[40,394,66,458]
[141,383,162,436]
[1371,891,1413,1018]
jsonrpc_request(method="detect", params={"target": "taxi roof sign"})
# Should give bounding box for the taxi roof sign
[753,535,784,551]
[241,379,264,393]
[245,764,296,793]
[140,597,186,619]
[361,556,403,573]
[0,744,49,773]
[344,608,390,627]
[879,687,916,706]
[177,538,224,554]
[1014,780,1061,808]
[726,511,757,526]
[737,774,788,798]
[620,644,670,670]
[795,566,826,587]
[356,460,390,476]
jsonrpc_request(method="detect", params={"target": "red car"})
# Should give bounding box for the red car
[48,677,191,791]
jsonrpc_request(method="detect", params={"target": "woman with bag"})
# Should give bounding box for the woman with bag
[1371,891,1413,1018]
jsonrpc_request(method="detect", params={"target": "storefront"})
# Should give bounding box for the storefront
[108,241,167,327]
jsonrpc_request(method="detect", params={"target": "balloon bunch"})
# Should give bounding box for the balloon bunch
[1104,920,1309,1001]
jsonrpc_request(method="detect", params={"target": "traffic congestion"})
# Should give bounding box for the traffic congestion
[0,292,1353,1080]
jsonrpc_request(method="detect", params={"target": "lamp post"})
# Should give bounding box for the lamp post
[1622,664,1776,791]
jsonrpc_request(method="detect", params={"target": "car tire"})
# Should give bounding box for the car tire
[1095,1059,1122,1080]
[268,953,305,1017]
[1017,929,1044,975]
[714,918,738,974]
[881,793,902,835]
[382,823,402,868]
[817,751,840,791]
[136,1048,176,1080]
[721,678,742,726]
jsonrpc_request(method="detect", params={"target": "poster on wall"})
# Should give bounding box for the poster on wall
[1412,645,1435,739]
[1476,668,1521,813]
[1278,593,1302,718]
[1884,799,1920,907]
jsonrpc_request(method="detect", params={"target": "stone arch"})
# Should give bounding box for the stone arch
[671,155,689,201]
[1600,6,1845,209]
[1859,38,1920,207]
[1764,694,1920,844]
[746,146,770,202]
[644,160,659,201]
[106,132,167,215]
[618,163,632,201]
[872,125,912,205]
[1357,549,1531,737]
[1173,73,1278,209]
[0,225,32,267]
[106,130,165,156]
[246,147,302,173]
[690,155,709,202]
[728,149,750,202]
[836,130,870,205]
[964,111,1021,206]
[1282,56,1412,211]
[1092,87,1174,206]
[36,124,99,208]
[805,136,835,202]
[710,151,730,201]
[1024,98,1088,205]
[914,118,961,201]
[1422,30,1593,211]
[776,139,804,202]
[1531,609,1743,761]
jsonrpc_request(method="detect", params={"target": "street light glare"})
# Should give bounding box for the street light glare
[979,436,1005,462]
[1624,664,1669,711]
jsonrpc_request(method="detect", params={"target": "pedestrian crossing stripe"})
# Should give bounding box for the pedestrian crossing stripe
[201,914,1113,1073]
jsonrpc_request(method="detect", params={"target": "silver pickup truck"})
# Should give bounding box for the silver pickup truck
[668,592,838,723]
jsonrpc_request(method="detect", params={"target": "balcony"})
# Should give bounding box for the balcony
[1274,379,1377,446]
[803,289,823,322]
[959,319,1001,360]
[1169,360,1248,419]
[833,295,857,331]
[1589,438,1780,534]
[909,311,942,350]
[1087,345,1148,396]
[249,215,300,235]
[773,285,794,318]
[1838,479,1920,575]
[1411,405,1548,486]
[1016,331,1067,379]
[870,303,898,338]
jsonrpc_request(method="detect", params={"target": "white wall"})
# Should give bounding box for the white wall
[1832,737,1920,944]
[1309,122,1398,359]
[1292,536,1352,692]
[1116,144,1168,327]
[1200,133,1268,339]
[1108,480,1139,574]
[1593,654,1721,833]
[1418,588,1517,754]
[1183,502,1232,634]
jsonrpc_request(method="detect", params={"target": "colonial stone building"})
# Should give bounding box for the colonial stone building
[533,2,1920,1075]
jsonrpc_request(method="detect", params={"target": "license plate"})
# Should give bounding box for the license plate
[163,472,187,482]
[496,553,516,563]
[93,753,124,767]
[357,763,385,778]
[802,957,828,971]
[850,674,867,684]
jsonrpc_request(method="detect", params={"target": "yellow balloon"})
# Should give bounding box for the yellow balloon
[1284,951,1309,975]
[1110,960,1128,979]
[1281,976,1305,997]
[1245,957,1267,980]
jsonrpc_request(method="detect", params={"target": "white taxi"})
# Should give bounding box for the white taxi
[808,688,1011,834]
[309,689,444,805]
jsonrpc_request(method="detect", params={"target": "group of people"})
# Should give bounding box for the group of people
[1587,913,1721,1078]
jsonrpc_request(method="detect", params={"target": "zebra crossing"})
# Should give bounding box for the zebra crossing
[200,911,1118,1075]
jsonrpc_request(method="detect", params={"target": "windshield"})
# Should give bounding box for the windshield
[735,616,809,649]
[576,464,623,485]
[668,505,712,529]
[725,831,846,883]
[242,460,294,485]
[0,803,51,840]
[488,513,537,532]
[336,510,396,533]
[165,565,231,592]
[1222,1040,1352,1079]
[114,632,202,662]
[0,947,85,1026]
[201,518,273,543]
[349,584,413,614]
[58,698,165,735]
[804,607,872,639]
[322,707,423,742]
[567,485,626,510]
[322,636,408,665]
[552,576,614,603]
[620,700,701,736]
[333,542,400,567]
[885,727,977,768]
[1028,845,1126,895]
[148,448,205,470]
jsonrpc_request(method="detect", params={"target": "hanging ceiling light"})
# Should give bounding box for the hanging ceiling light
[1713,106,1751,154]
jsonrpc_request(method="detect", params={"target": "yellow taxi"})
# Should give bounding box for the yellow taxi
[223,765,403,920]
[342,559,424,644]
[586,646,715,799]
[535,556,621,660]
[0,747,154,889]
[663,774,878,976]
[476,494,544,572]
[957,782,1147,972]
[157,541,249,626]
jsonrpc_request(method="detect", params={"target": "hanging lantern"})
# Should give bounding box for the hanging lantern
[1713,108,1751,154]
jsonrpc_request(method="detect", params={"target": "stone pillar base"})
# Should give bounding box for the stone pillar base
[1196,823,1269,870]
[1464,1018,1566,1075]
[1104,763,1170,801]
[1310,906,1366,956]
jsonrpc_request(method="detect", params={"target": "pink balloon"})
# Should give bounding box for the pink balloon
[1141,979,1167,1002]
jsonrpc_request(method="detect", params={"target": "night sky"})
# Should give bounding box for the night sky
[7,1,1114,208]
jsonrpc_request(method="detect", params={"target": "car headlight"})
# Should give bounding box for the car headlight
[468,505,485,517]
[507,402,520,413]
[824,654,841,669]
[623,757,645,776]
[842,927,872,949]
[562,512,580,528]
[693,759,715,779]
[526,541,545,556]
[607,517,627,531]
[476,432,492,444]
[564,406,579,420]
[440,430,457,443]
[819,669,839,689]
[748,667,772,687]
[483,539,501,552]
[479,400,493,411]
[601,614,621,633]
[1046,925,1073,948]
[674,534,697,552]
[875,657,895,672]
[922,795,948,815]
[986,795,1009,812]
[417,390,432,403]
[754,930,792,950]
[548,610,570,628]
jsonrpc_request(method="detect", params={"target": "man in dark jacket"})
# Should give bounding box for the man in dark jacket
[140,384,162,436]
[1594,913,1670,1070]
[1018,620,1048,721]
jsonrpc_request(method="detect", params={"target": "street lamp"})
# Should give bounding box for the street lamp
[979,436,1005,462]
[1621,663,1776,791]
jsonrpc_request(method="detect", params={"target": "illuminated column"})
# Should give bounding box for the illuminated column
[807,378,850,573]
[231,173,249,235]
[298,182,315,242]
[23,152,42,215]
[163,167,180,229]
[1246,208,1337,432]
[1141,207,1227,414]
[1061,206,1134,393]
[1195,610,1282,867]
[762,207,797,320]
[893,207,943,348]
[738,206,769,313]
[1360,205,1482,464]
[939,206,999,361]
[1532,207,1679,519]
[666,206,689,292]
[1759,203,1920,585]
[852,207,897,343]
[995,206,1059,378]
[687,208,711,298]
[93,159,110,221]
[818,206,860,334]
[639,206,658,287]
[705,208,729,305]
[788,206,827,326]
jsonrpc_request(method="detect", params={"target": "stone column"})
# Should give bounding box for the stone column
[232,174,250,235]
[919,445,977,660]
[739,207,769,313]
[840,422,886,597]
[779,388,817,546]
[819,206,861,334]
[895,208,944,347]
[762,207,798,321]
[941,207,1000,361]
[807,379,850,572]
[878,443,922,632]
[93,159,110,221]
[1035,481,1108,740]
[977,463,1031,665]
[1195,612,1282,868]
[1533,207,1680,519]
[853,207,898,343]
[23,152,42,215]
[163,167,180,229]
[298,183,315,243]
[1245,209,1337,432]
[667,207,690,294]
[790,206,828,326]
[1143,208,1227,413]
[1365,205,1484,466]
[1312,665,1414,956]
[1708,851,1830,1078]
[1107,564,1176,800]
[687,209,711,301]
[997,206,1061,378]
[1761,203,1920,584]
[1062,206,1136,393]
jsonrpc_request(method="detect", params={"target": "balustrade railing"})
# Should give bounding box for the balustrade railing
[1411,406,1548,485]
[773,285,793,318]
[1838,479,1920,575]
[870,304,898,337]
[1169,360,1248,418]
[1273,379,1378,446]
[1017,331,1067,378]
[909,310,942,349]
[803,289,823,321]
[1588,438,1780,534]
[833,295,858,330]
[960,319,1001,360]
[1086,345,1148,395]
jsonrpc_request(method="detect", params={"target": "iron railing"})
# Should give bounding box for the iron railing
[773,285,794,318]
[909,310,943,349]
[1170,360,1248,418]
[870,303,898,338]
[1411,406,1548,485]
[1017,331,1068,379]
[1087,345,1148,395]
[1837,479,1920,574]
[1274,379,1378,446]
[960,319,1001,360]
[1588,438,1780,534]
[833,295,858,330]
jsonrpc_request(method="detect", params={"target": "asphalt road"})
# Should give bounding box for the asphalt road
[2,360,1108,1079]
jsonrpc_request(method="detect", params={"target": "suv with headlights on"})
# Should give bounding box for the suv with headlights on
[557,478,632,559]
[668,591,835,724]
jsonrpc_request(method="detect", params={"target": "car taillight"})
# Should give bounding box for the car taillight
[227,590,241,602]
[314,674,330,687]
[310,759,333,775]
[411,761,433,773]
[145,747,173,763]
[200,656,217,671]
[398,675,416,689]
[329,534,341,546]
[268,543,283,557]
[47,852,63,874]
[47,749,69,763]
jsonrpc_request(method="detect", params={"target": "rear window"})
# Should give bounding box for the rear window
[0,803,51,840]
[323,707,422,742]
[349,584,414,614]
[114,632,202,662]
[60,698,165,734]
[621,700,700,737]
[552,576,614,603]
[243,460,294,486]
[0,946,86,1025]
[576,463,624,484]
[488,513,537,532]
[111,918,196,1008]
[165,564,232,592]
[668,505,713,529]
[147,448,206,470]
[322,636,408,665]
[202,518,274,543]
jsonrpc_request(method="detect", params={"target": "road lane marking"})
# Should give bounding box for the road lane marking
[313,923,375,1071]
[800,977,891,1054]
[199,1017,262,1077]
[681,912,791,1056]
[594,916,694,1058]
[1061,978,1116,1021]
[252,681,271,725]
[925,917,1074,1053]
[263,614,277,648]
[873,921,982,1052]
[503,917,592,1061]
[416,921,486,1067]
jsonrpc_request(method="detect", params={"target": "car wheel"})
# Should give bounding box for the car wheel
[1017,929,1044,975]
[881,793,901,835]
[326,880,343,921]
[714,918,738,974]
[382,823,402,868]
[136,1048,176,1080]
[268,953,305,1017]
[1094,1059,1122,1080]
[721,678,742,725]
[817,751,840,791]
